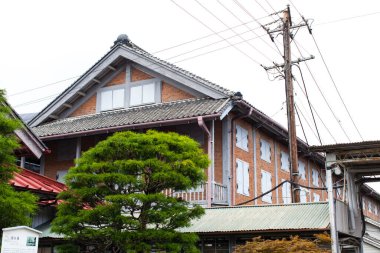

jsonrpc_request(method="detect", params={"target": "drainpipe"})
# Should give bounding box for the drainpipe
[230,107,253,206]
[198,117,213,208]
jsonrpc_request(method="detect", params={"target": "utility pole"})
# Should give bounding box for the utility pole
[261,6,314,203]
[283,6,300,203]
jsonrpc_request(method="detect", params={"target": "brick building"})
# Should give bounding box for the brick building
[24,34,380,252]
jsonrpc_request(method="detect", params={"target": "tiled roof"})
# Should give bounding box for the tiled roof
[124,42,234,96]
[179,202,329,233]
[33,98,230,138]
[10,168,66,195]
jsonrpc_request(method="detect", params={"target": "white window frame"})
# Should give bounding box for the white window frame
[280,151,289,171]
[282,179,291,204]
[98,86,126,112]
[362,199,366,210]
[236,125,249,151]
[261,170,272,203]
[260,139,271,163]
[300,187,309,203]
[298,161,306,180]
[369,201,373,213]
[312,168,319,186]
[236,159,250,196]
[313,193,320,202]
[129,82,156,107]
[96,79,161,112]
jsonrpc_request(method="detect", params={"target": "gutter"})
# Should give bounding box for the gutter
[198,116,213,208]
[38,114,220,141]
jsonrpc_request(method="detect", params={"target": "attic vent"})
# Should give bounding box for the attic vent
[114,34,132,47]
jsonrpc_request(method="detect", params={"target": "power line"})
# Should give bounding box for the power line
[293,78,337,143]
[293,64,322,145]
[215,0,280,61]
[170,0,265,65]
[316,11,380,26]
[231,0,284,57]
[292,39,351,142]
[13,32,269,108]
[294,103,309,144]
[310,33,364,141]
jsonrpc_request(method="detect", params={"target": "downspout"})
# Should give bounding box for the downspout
[230,106,253,206]
[198,116,213,208]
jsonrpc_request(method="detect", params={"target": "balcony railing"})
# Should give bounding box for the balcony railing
[163,182,228,205]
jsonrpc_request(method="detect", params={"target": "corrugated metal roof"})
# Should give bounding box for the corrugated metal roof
[179,202,329,233]
[10,168,66,195]
[33,98,230,138]
[310,140,380,152]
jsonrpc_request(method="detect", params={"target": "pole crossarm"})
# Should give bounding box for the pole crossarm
[261,55,315,71]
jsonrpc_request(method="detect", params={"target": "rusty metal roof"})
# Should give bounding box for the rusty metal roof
[179,202,329,233]
[10,168,66,195]
[310,140,380,152]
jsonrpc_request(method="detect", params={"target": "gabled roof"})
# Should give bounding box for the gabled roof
[10,168,66,195]
[29,35,233,127]
[3,100,49,158]
[33,97,230,139]
[179,202,329,233]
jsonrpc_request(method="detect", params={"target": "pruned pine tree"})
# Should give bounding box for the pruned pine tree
[53,130,209,253]
[0,89,38,233]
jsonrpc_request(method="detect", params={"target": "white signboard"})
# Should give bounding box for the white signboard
[1,226,42,253]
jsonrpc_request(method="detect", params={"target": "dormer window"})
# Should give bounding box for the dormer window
[130,83,155,106]
[100,87,125,111]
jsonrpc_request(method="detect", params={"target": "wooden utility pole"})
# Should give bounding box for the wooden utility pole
[283,6,300,203]
[261,6,314,203]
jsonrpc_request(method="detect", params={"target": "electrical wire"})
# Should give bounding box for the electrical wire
[236,179,343,206]
[293,78,337,143]
[294,103,308,144]
[231,0,284,57]
[293,64,322,145]
[170,0,265,65]
[13,32,269,108]
[311,33,364,141]
[292,39,352,142]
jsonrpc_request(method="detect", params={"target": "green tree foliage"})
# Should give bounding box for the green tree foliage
[0,89,38,232]
[53,130,209,253]
[234,234,331,253]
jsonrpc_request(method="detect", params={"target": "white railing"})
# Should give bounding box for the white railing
[163,182,228,205]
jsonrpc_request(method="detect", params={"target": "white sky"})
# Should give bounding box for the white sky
[1,1,380,189]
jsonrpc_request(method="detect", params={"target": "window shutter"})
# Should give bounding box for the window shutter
[236,160,243,194]
[243,163,249,195]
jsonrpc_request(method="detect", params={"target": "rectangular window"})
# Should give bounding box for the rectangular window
[298,161,306,180]
[313,193,320,202]
[375,205,378,215]
[261,170,272,203]
[236,159,249,196]
[362,199,366,210]
[282,180,291,204]
[280,151,289,171]
[369,201,373,213]
[130,83,155,106]
[56,170,68,184]
[236,125,249,151]
[100,88,125,111]
[260,139,271,163]
[300,187,308,203]
[312,168,319,186]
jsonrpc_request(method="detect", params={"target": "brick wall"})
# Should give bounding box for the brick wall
[214,120,223,184]
[233,119,255,205]
[70,94,97,117]
[363,196,380,222]
[161,82,194,102]
[44,139,75,180]
[131,67,153,82]
[105,71,126,87]
[255,130,277,205]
